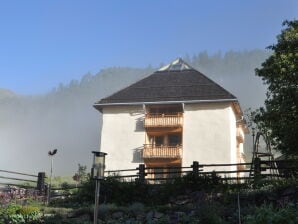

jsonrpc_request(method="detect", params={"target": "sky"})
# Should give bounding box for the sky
[0,0,297,95]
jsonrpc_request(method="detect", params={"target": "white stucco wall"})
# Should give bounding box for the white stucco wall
[183,102,237,172]
[100,102,240,175]
[100,105,145,172]
[229,106,237,167]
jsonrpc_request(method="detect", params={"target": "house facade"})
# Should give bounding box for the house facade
[94,59,247,177]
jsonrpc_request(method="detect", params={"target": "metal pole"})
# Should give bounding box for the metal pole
[94,180,97,224]
[47,156,53,204]
[237,192,241,224]
[252,128,255,155]
[94,180,100,224]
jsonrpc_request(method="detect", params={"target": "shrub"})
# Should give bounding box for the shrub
[0,204,41,224]
[196,202,227,224]
[19,206,41,223]
[244,203,298,224]
[127,202,145,215]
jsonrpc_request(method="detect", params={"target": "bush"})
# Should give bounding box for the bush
[196,202,227,224]
[244,203,298,224]
[19,206,41,223]
[0,204,41,224]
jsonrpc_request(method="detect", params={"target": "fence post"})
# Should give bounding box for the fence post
[254,157,261,183]
[211,171,218,184]
[138,164,145,184]
[37,172,45,194]
[192,161,199,176]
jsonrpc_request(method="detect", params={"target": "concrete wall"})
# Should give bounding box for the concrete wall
[100,105,145,172]
[183,103,237,172]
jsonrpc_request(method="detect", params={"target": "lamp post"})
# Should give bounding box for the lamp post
[47,149,58,204]
[252,127,256,148]
[91,151,107,224]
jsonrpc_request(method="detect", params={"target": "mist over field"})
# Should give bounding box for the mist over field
[0,50,270,175]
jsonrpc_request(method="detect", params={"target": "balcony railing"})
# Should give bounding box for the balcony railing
[143,144,182,159]
[144,113,183,128]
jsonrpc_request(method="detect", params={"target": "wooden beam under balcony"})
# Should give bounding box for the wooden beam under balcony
[144,113,183,128]
[143,144,182,159]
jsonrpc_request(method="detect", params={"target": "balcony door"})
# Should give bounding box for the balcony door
[149,135,164,146]
[148,134,181,146]
[168,134,182,146]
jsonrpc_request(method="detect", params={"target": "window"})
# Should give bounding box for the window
[149,136,164,146]
[155,136,164,146]
[149,134,182,146]
[168,134,182,146]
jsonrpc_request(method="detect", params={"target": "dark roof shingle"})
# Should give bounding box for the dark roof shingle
[95,59,237,106]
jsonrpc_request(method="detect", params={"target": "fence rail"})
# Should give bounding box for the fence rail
[0,175,37,183]
[0,169,38,178]
[1,158,296,204]
[0,169,46,205]
[104,159,298,184]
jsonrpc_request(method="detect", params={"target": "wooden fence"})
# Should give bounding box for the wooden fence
[104,158,298,184]
[2,158,296,204]
[0,169,46,204]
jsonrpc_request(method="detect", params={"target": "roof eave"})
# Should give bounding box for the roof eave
[233,102,250,134]
[93,98,238,112]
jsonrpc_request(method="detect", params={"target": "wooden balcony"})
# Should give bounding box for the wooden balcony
[236,127,244,142]
[144,113,183,128]
[143,144,182,159]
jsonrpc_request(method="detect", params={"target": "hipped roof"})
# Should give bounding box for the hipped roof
[94,58,238,109]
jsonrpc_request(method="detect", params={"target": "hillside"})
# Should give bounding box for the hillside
[0,88,16,100]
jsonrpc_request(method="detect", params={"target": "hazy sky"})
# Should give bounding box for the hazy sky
[0,0,297,95]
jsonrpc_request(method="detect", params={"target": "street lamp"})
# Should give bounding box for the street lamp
[47,149,58,204]
[91,151,107,224]
[252,127,256,147]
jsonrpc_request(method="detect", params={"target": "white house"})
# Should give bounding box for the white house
[94,59,247,178]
